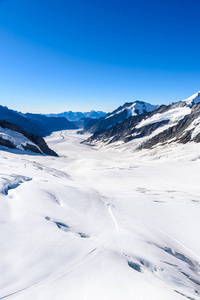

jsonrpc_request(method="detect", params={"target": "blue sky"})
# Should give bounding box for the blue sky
[0,0,200,113]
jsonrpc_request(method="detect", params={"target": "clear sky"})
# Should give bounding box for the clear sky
[0,0,200,113]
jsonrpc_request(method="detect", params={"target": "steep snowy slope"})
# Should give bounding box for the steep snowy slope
[0,119,58,156]
[0,130,200,300]
[183,91,200,106]
[83,101,158,134]
[105,101,158,118]
[85,92,200,151]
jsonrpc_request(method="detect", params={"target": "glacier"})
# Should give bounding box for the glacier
[0,130,200,300]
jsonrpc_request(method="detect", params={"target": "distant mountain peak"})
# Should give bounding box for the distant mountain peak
[83,100,159,134]
[45,110,106,122]
[126,101,159,117]
[104,100,158,120]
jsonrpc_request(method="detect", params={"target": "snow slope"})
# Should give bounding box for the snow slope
[84,101,159,134]
[0,130,200,300]
[183,91,200,106]
[105,101,158,119]
[136,105,191,129]
[0,127,41,151]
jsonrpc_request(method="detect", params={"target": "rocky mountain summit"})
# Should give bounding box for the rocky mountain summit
[83,101,158,134]
[84,92,200,150]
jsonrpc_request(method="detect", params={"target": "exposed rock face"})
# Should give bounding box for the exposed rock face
[84,100,200,150]
[0,136,16,149]
[85,104,171,145]
[84,109,128,134]
[22,143,42,154]
[83,101,158,134]
[22,132,57,156]
[0,119,58,156]
[141,102,200,149]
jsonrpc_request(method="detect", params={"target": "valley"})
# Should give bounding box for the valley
[1,1,200,298]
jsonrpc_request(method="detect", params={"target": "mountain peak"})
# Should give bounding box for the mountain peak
[183,91,200,106]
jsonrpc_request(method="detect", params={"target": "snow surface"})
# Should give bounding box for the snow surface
[126,102,158,117]
[91,105,191,151]
[182,116,200,140]
[182,91,200,106]
[0,130,200,300]
[136,106,191,129]
[105,102,158,119]
[0,127,40,151]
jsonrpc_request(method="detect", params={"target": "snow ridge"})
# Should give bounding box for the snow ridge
[183,91,200,106]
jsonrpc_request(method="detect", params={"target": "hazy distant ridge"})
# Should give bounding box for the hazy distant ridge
[0,105,78,137]
[45,110,106,122]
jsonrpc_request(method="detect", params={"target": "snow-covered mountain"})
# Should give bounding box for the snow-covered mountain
[85,92,200,150]
[105,101,158,118]
[0,119,58,156]
[183,91,200,106]
[45,110,106,122]
[1,92,200,300]
[83,101,158,134]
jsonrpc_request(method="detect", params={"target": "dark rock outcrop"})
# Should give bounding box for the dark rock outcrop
[141,102,200,149]
[84,101,200,150]
[0,136,16,149]
[22,143,42,154]
[85,104,170,145]
[83,101,158,134]
[0,119,58,156]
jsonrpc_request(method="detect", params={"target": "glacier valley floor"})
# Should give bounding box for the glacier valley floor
[1,130,200,300]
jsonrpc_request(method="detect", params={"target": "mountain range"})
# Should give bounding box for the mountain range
[45,110,106,122]
[82,101,158,134]
[0,106,78,137]
[0,106,105,155]
[1,92,200,155]
[1,92,200,300]
[84,92,200,150]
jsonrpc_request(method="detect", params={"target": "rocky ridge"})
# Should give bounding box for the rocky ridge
[83,101,158,134]
[0,119,58,156]
[84,92,200,150]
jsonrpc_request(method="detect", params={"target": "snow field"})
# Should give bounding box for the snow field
[0,130,200,299]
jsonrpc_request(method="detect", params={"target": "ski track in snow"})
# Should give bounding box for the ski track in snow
[106,203,120,232]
